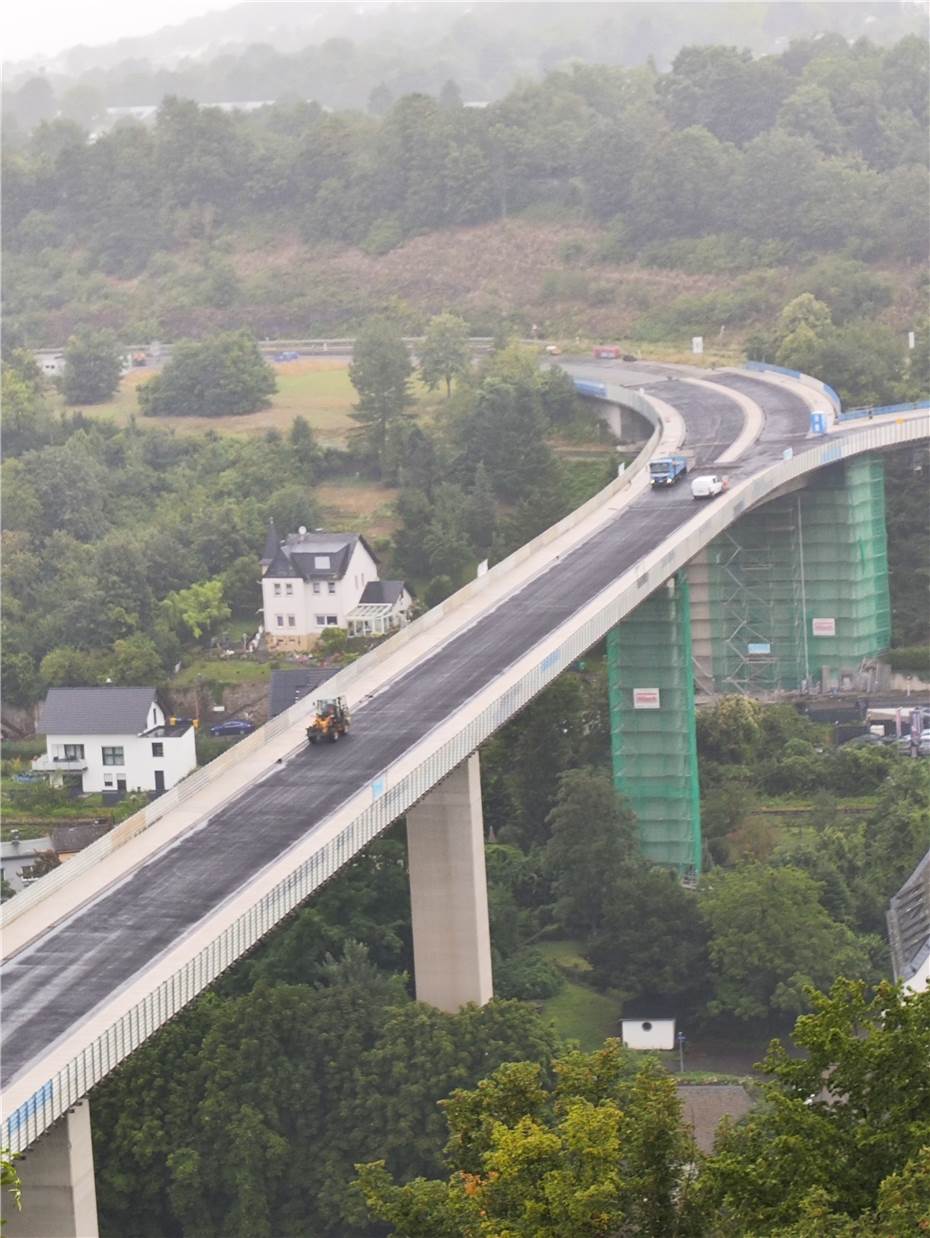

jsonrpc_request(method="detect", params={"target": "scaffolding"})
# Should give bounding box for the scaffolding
[606,573,701,879]
[797,457,891,686]
[689,456,890,694]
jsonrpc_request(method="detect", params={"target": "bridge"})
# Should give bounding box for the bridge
[2,357,927,1236]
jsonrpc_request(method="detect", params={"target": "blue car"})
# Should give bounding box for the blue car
[209,719,256,738]
[273,351,300,362]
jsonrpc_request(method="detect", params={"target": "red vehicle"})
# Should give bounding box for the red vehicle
[593,346,621,359]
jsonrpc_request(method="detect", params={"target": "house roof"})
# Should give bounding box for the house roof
[888,845,930,983]
[263,531,379,582]
[358,579,409,606]
[51,822,114,855]
[37,687,158,736]
[621,995,679,1021]
[268,668,339,719]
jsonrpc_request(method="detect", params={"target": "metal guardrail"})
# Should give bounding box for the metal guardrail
[6,409,927,1154]
[838,400,930,423]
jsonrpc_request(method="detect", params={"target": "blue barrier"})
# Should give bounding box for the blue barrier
[838,401,930,423]
[745,360,801,380]
[574,379,608,399]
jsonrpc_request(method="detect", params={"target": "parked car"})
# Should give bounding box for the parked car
[593,346,621,359]
[273,350,300,362]
[209,719,256,737]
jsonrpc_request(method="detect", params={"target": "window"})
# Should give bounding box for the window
[314,555,330,569]
[273,582,282,596]
[326,615,338,626]
[276,615,284,627]
[287,615,296,628]
[327,581,336,595]
[63,744,84,760]
[104,775,114,788]
[152,742,164,757]
[315,614,326,626]
[312,581,321,594]
[101,746,125,766]
[285,582,294,595]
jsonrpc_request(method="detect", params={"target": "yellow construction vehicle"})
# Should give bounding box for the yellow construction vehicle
[306,696,351,745]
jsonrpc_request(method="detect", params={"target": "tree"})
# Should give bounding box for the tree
[587,866,709,1011]
[109,634,165,686]
[161,579,231,640]
[419,313,470,398]
[221,555,260,616]
[39,646,105,688]
[62,329,122,405]
[348,318,414,471]
[699,864,878,1022]
[138,331,276,418]
[545,769,637,936]
[358,1043,698,1237]
[696,981,930,1233]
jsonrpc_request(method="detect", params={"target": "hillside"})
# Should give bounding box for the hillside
[9,215,925,361]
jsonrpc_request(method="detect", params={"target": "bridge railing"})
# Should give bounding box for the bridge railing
[838,400,930,423]
[6,410,928,1155]
[744,360,841,414]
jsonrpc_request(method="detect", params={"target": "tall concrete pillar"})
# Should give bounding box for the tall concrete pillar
[5,1102,98,1238]
[406,754,493,1012]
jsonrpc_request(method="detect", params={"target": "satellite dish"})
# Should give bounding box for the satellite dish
[298,525,307,535]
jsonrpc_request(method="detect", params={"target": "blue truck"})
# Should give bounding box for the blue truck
[649,455,688,487]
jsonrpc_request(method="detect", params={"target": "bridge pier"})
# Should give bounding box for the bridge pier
[607,573,702,879]
[406,754,494,1011]
[5,1102,98,1238]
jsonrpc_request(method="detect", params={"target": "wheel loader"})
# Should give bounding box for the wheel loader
[306,696,351,744]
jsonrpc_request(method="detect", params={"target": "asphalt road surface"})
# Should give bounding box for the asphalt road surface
[1,367,813,1085]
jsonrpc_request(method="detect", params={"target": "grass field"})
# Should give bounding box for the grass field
[61,359,359,445]
[535,940,621,1049]
[171,657,275,689]
[315,478,400,539]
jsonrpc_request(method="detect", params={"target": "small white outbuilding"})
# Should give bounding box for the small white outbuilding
[620,1000,677,1051]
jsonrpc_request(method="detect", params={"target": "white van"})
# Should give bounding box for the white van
[690,475,725,499]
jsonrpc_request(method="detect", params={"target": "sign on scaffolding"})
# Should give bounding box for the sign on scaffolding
[633,688,661,709]
[812,617,836,637]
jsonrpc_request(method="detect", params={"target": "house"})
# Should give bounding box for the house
[346,580,415,637]
[33,687,197,795]
[261,522,408,650]
[268,668,339,719]
[1,835,53,895]
[620,997,677,1051]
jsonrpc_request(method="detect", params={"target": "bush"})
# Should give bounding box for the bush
[493,948,565,1000]
[885,645,930,673]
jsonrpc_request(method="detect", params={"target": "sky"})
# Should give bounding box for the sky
[2,0,240,62]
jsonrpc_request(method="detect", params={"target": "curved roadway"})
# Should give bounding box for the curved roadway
[2,362,811,1086]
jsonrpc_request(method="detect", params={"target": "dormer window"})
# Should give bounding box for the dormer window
[314,555,331,570]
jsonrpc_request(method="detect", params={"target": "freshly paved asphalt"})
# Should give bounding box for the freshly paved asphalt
[1,364,813,1085]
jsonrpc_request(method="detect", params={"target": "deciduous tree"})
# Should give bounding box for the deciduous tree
[62,329,123,405]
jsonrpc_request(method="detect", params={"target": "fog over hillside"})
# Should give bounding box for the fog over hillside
[4,1,925,124]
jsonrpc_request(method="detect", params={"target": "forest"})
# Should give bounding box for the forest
[2,34,928,353]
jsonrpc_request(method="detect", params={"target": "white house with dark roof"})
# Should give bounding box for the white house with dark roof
[260,521,410,649]
[32,687,196,795]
